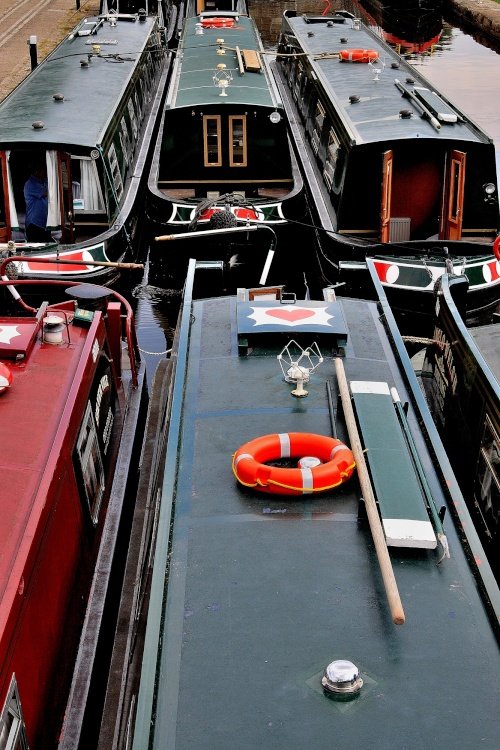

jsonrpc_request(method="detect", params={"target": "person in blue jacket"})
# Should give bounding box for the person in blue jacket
[24,162,52,242]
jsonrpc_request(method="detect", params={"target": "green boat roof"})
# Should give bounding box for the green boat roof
[167,14,279,110]
[0,15,158,150]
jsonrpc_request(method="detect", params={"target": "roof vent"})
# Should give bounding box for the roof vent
[406,77,415,85]
[80,58,89,67]
[322,660,363,698]
[308,31,314,37]
[349,95,360,103]
[391,61,400,69]
[32,120,44,129]
[399,109,412,119]
[53,93,64,102]
[340,37,348,43]
[138,8,147,21]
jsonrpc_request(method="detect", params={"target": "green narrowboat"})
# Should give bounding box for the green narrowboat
[0,5,174,285]
[148,6,307,286]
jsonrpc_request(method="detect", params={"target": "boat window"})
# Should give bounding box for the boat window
[107,143,124,203]
[203,116,222,167]
[127,99,138,142]
[70,157,105,213]
[75,400,106,525]
[119,117,132,166]
[311,100,325,155]
[476,414,500,540]
[0,676,29,750]
[323,127,340,190]
[229,116,247,167]
[293,61,304,102]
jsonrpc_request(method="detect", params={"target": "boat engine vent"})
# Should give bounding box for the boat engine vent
[413,87,459,123]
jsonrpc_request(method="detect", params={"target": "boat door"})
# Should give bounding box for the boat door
[439,149,466,240]
[380,150,393,242]
[203,114,248,170]
[0,152,11,242]
[58,152,75,243]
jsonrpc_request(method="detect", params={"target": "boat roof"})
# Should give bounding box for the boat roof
[282,11,492,147]
[0,14,157,151]
[0,305,102,624]
[132,262,500,749]
[166,13,280,110]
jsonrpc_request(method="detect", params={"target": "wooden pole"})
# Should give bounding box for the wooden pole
[335,358,406,625]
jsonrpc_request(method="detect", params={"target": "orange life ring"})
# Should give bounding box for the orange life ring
[0,363,12,395]
[493,235,500,262]
[201,17,235,28]
[232,432,356,496]
[339,48,378,63]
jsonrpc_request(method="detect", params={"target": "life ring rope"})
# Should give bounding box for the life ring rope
[232,432,356,496]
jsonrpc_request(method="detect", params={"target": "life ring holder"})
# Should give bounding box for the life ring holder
[232,432,356,496]
[493,235,500,262]
[339,49,379,63]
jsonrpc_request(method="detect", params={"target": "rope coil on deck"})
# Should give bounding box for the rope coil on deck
[232,432,356,496]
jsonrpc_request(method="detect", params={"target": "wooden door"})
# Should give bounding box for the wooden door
[380,150,393,243]
[440,149,466,240]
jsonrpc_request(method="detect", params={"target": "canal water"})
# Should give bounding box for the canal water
[132,0,500,384]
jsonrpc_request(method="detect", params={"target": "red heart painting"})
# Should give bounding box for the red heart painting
[265,308,315,322]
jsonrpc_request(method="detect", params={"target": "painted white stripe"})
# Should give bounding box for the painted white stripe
[350,381,390,395]
[234,452,253,467]
[300,467,314,493]
[330,443,347,458]
[278,433,291,458]
[383,518,437,549]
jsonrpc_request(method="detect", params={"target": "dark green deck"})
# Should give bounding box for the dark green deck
[132,266,500,749]
[0,15,158,149]
[167,14,278,109]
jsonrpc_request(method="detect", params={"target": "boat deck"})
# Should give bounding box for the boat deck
[132,267,500,749]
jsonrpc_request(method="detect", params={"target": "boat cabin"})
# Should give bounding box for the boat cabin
[152,12,296,210]
[0,12,165,248]
[277,11,498,245]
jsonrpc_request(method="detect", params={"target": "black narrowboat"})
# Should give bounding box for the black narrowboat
[0,4,175,286]
[148,3,307,286]
[419,273,500,580]
[274,10,500,323]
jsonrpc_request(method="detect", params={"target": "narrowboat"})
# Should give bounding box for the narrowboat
[0,262,147,749]
[0,5,173,287]
[418,273,500,580]
[97,256,499,750]
[274,10,500,323]
[360,0,444,54]
[147,4,307,286]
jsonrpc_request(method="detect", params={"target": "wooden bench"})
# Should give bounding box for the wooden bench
[350,381,437,549]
